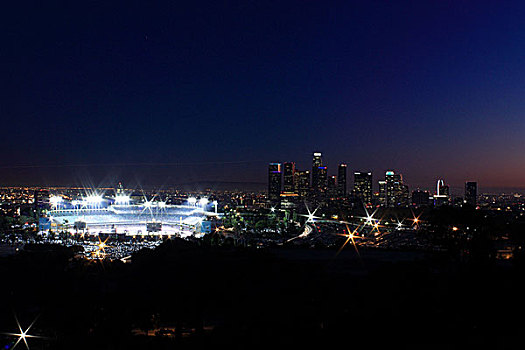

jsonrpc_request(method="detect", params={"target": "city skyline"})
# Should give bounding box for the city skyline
[268,152,477,210]
[0,156,504,196]
[2,1,525,188]
[0,157,487,195]
[3,2,525,349]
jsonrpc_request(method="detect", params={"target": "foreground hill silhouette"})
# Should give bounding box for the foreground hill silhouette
[0,238,524,349]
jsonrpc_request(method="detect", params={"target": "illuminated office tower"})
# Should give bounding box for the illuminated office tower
[337,163,347,197]
[312,152,323,167]
[294,170,310,198]
[384,170,409,207]
[268,163,282,206]
[316,166,328,195]
[378,180,387,207]
[354,172,373,205]
[311,152,323,193]
[465,181,477,207]
[327,175,338,198]
[283,162,296,193]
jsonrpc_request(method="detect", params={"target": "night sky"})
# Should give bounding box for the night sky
[2,1,525,191]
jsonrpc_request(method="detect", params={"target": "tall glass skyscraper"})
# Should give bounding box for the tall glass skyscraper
[311,152,327,197]
[465,181,477,207]
[354,171,373,205]
[337,163,347,197]
[294,170,310,198]
[283,162,295,193]
[268,163,282,206]
[384,170,409,207]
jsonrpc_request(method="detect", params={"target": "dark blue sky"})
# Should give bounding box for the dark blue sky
[2,1,525,191]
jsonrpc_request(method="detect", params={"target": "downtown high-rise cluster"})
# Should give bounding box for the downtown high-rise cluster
[268,152,477,209]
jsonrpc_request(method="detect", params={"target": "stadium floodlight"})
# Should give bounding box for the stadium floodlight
[85,195,103,206]
[71,200,82,207]
[187,197,197,205]
[144,201,152,207]
[87,195,103,203]
[199,198,209,206]
[115,195,130,204]
[50,196,63,206]
[158,201,166,208]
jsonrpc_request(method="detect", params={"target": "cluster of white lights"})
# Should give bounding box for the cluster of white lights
[49,196,63,206]
[115,195,130,204]
[85,195,103,204]
[186,197,210,207]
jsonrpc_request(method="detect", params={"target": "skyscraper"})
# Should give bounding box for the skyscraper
[465,181,477,207]
[311,152,323,195]
[283,162,295,193]
[337,163,347,197]
[354,172,373,205]
[268,163,282,206]
[312,152,322,168]
[378,180,387,207]
[317,166,328,195]
[383,170,409,207]
[327,175,338,198]
[295,170,310,198]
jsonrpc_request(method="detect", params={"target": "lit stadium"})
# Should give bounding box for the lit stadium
[39,191,220,237]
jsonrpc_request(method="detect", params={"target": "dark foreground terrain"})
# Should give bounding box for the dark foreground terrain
[0,240,524,349]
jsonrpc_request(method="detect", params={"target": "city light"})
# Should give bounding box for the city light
[199,198,209,206]
[4,315,42,350]
[187,197,197,205]
[412,214,421,228]
[115,195,130,204]
[91,237,110,259]
[362,208,378,226]
[49,195,63,207]
[305,205,319,223]
[71,200,83,207]
[336,224,362,258]
[85,195,103,204]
